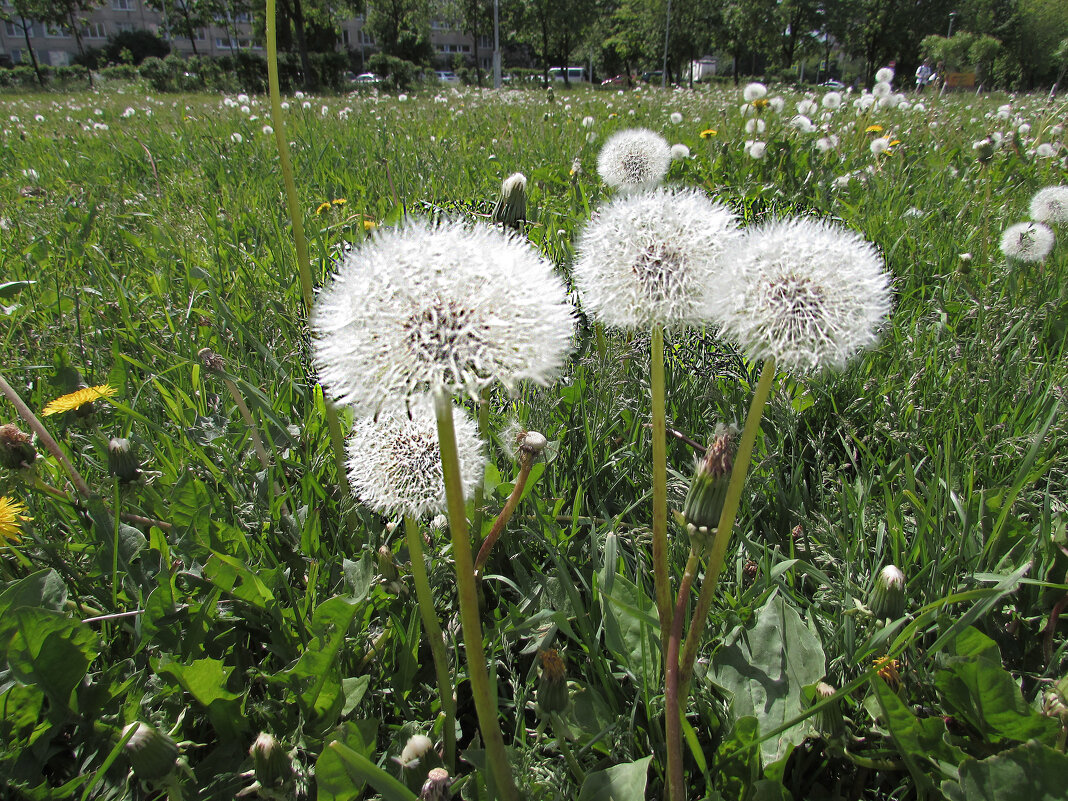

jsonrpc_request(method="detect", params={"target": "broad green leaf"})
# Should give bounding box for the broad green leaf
[6,608,98,712]
[577,755,653,801]
[0,569,67,618]
[341,553,374,602]
[953,740,1068,800]
[155,656,246,740]
[597,570,660,685]
[341,675,371,718]
[204,552,275,609]
[0,683,44,743]
[0,280,35,299]
[287,596,361,725]
[316,741,417,801]
[871,678,964,789]
[934,628,1058,744]
[711,593,826,766]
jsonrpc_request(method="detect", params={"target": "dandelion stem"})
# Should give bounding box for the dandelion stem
[474,449,534,578]
[265,2,358,540]
[665,547,700,801]
[404,515,457,771]
[678,358,776,698]
[470,388,491,541]
[433,390,519,801]
[111,479,121,612]
[550,712,585,784]
[650,325,673,647]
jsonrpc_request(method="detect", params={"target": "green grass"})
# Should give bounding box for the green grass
[1,79,1067,800]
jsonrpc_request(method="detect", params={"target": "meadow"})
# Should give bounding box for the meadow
[1,74,1067,801]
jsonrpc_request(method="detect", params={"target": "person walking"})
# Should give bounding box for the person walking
[915,59,934,93]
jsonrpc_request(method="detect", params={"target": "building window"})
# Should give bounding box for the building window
[358,30,374,45]
[44,23,70,38]
[341,28,350,45]
[10,48,22,63]
[115,21,134,32]
[478,36,492,49]
[112,0,134,10]
[4,20,20,37]
[84,22,106,39]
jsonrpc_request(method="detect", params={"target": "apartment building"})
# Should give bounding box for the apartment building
[0,1,485,70]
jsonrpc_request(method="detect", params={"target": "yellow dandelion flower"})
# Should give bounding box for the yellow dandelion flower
[873,656,901,687]
[865,124,883,134]
[889,139,901,147]
[0,496,30,545]
[41,384,117,417]
[700,129,718,139]
[752,98,769,109]
[315,202,332,216]
[362,219,377,231]
[332,198,347,206]
[608,113,618,119]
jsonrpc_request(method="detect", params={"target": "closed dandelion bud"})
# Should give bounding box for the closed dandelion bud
[537,648,569,715]
[250,732,293,787]
[492,172,527,230]
[0,423,36,470]
[378,545,399,582]
[869,565,906,620]
[108,438,141,482]
[813,681,844,737]
[682,426,736,551]
[420,767,451,801]
[123,721,179,783]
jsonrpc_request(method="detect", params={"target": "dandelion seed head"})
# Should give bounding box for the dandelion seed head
[1029,186,1068,224]
[573,187,740,329]
[875,67,894,84]
[596,128,671,192]
[999,221,1055,262]
[822,91,842,110]
[709,218,892,373]
[670,143,690,160]
[872,81,892,99]
[742,82,767,102]
[313,220,573,413]
[747,141,767,159]
[346,398,484,518]
[669,111,683,124]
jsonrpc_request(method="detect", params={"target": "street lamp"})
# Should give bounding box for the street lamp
[947,11,958,38]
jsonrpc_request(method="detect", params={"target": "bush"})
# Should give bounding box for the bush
[367,53,420,90]
[138,56,173,91]
[76,30,170,69]
[99,64,139,81]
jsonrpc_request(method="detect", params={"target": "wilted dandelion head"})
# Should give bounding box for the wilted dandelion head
[709,218,892,373]
[999,221,1055,262]
[346,398,484,519]
[313,220,574,413]
[573,187,740,329]
[742,82,767,102]
[1030,186,1068,224]
[596,128,672,193]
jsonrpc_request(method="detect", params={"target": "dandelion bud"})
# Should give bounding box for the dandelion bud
[492,172,527,230]
[420,767,451,801]
[197,347,225,372]
[123,721,179,783]
[537,648,569,715]
[250,732,293,787]
[813,681,844,737]
[972,138,995,164]
[682,426,736,551]
[378,544,399,582]
[518,430,548,457]
[108,438,142,483]
[869,565,906,620]
[0,423,36,470]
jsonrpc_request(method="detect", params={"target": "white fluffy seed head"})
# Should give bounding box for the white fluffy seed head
[1030,186,1068,224]
[669,111,683,124]
[501,172,527,195]
[313,220,574,413]
[670,143,690,160]
[822,91,842,110]
[400,734,434,766]
[597,128,672,193]
[999,221,1055,262]
[797,98,818,117]
[875,67,894,84]
[870,137,890,156]
[708,218,892,373]
[742,82,767,102]
[747,141,767,159]
[872,81,891,98]
[573,187,741,329]
[347,398,484,519]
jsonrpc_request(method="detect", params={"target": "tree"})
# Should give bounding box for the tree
[366,0,433,61]
[147,0,217,56]
[0,0,45,85]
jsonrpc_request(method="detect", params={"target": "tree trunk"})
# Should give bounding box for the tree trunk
[289,0,317,91]
[178,2,199,56]
[21,17,45,87]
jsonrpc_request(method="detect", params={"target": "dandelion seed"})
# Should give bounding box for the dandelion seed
[797,98,817,117]
[870,137,890,156]
[0,496,30,545]
[708,218,892,373]
[1029,186,1068,224]
[596,128,671,193]
[999,221,1055,262]
[790,115,815,133]
[42,384,117,416]
[872,82,891,99]
[745,118,766,135]
[742,82,767,102]
[346,398,484,518]
[768,97,785,114]
[313,220,573,413]
[573,187,740,329]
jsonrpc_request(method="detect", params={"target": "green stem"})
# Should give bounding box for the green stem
[265,4,358,539]
[404,515,457,771]
[665,548,700,801]
[650,324,672,649]
[678,358,776,698]
[470,388,491,541]
[473,451,534,577]
[111,479,121,612]
[433,390,519,801]
[550,712,585,784]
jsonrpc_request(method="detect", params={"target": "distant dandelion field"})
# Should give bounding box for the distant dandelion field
[1,78,1068,800]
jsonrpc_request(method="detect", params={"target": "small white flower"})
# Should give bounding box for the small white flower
[347,398,484,518]
[237,93,250,104]
[295,91,305,100]
[573,187,740,329]
[708,217,892,373]
[822,92,842,110]
[122,107,136,118]
[743,82,767,102]
[670,143,690,160]
[875,67,894,84]
[398,93,408,102]
[669,111,683,125]
[302,101,312,110]
[313,220,574,413]
[22,168,38,181]
[1029,186,1068,224]
[747,141,767,159]
[34,114,44,122]
[999,221,1055,262]
[240,104,251,115]
[596,128,672,193]
[280,101,290,110]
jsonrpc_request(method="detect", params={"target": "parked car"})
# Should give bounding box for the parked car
[435,71,461,85]
[640,70,664,83]
[820,79,846,89]
[350,72,382,85]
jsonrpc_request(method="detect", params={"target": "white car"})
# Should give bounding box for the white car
[435,71,460,85]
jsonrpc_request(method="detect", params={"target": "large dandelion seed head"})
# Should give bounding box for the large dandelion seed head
[346,398,484,518]
[742,82,768,102]
[1029,185,1068,225]
[596,128,672,193]
[709,218,892,373]
[573,187,741,328]
[999,221,1055,262]
[312,220,574,413]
